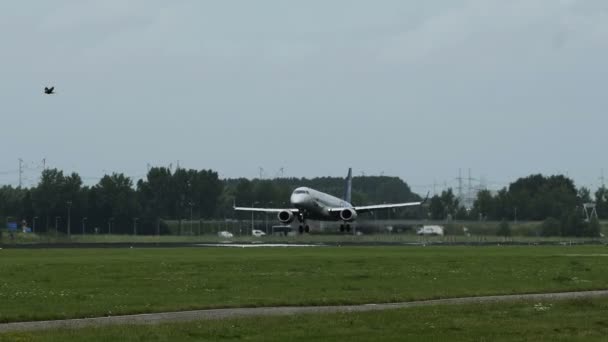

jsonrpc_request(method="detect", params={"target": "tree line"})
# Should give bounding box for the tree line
[428,174,605,237]
[0,169,605,236]
[0,167,419,235]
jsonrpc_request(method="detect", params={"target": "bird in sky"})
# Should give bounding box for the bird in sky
[44,86,55,94]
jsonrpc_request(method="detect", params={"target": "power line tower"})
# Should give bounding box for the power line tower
[479,175,488,191]
[456,168,463,203]
[583,203,598,222]
[465,168,479,209]
[467,168,473,207]
[18,158,23,188]
[37,158,47,185]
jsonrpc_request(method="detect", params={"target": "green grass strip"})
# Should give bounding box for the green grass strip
[2,298,608,341]
[0,246,607,323]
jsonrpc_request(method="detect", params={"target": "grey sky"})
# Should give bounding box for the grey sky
[1,0,607,194]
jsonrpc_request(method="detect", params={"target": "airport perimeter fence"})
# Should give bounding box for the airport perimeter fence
[1,218,607,245]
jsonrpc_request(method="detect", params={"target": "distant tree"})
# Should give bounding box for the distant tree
[560,210,584,237]
[454,206,469,220]
[234,179,254,207]
[215,187,236,219]
[193,169,223,218]
[541,217,561,237]
[0,185,26,219]
[578,187,592,204]
[427,189,466,220]
[428,195,445,220]
[30,169,84,233]
[595,186,608,219]
[253,180,279,206]
[20,190,35,226]
[93,173,137,234]
[497,219,511,237]
[473,189,495,220]
[508,174,577,220]
[582,216,601,238]
[137,167,174,219]
[492,188,512,221]
[440,189,460,217]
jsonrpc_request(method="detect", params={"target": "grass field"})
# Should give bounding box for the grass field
[2,298,608,341]
[1,246,608,323]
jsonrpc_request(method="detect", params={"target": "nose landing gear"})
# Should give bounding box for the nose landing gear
[297,213,310,234]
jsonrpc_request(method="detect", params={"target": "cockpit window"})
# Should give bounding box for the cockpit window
[294,190,309,194]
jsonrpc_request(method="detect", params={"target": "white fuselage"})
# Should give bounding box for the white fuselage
[290,187,351,221]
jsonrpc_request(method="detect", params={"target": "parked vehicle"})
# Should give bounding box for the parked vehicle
[218,231,234,238]
[252,229,266,237]
[416,225,444,236]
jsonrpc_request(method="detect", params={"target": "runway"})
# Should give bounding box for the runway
[1,240,606,249]
[1,290,607,333]
[196,243,323,248]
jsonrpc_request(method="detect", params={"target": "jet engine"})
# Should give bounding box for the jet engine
[277,210,296,224]
[339,208,358,222]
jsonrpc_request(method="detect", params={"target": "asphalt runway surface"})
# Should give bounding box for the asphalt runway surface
[1,240,606,249]
[1,290,607,333]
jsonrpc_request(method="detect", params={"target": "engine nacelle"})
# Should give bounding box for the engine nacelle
[339,208,358,222]
[277,210,296,224]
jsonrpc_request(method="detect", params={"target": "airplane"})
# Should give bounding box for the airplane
[44,86,55,94]
[234,168,426,234]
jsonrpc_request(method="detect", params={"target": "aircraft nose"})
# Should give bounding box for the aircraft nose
[291,194,309,207]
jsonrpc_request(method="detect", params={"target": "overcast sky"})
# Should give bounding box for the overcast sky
[1,0,607,194]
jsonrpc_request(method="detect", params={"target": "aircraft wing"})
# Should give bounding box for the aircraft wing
[328,193,428,214]
[233,206,300,213]
[352,201,423,213]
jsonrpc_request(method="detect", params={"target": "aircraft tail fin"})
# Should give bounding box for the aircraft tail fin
[344,168,352,203]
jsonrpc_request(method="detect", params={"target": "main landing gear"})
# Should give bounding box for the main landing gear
[339,224,351,233]
[297,213,310,234]
[298,225,310,234]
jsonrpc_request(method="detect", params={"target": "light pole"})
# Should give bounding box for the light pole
[55,216,60,236]
[133,218,138,236]
[5,216,13,232]
[82,217,87,236]
[67,200,72,237]
[189,202,194,235]
[251,201,259,233]
[265,201,272,234]
[33,216,38,233]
